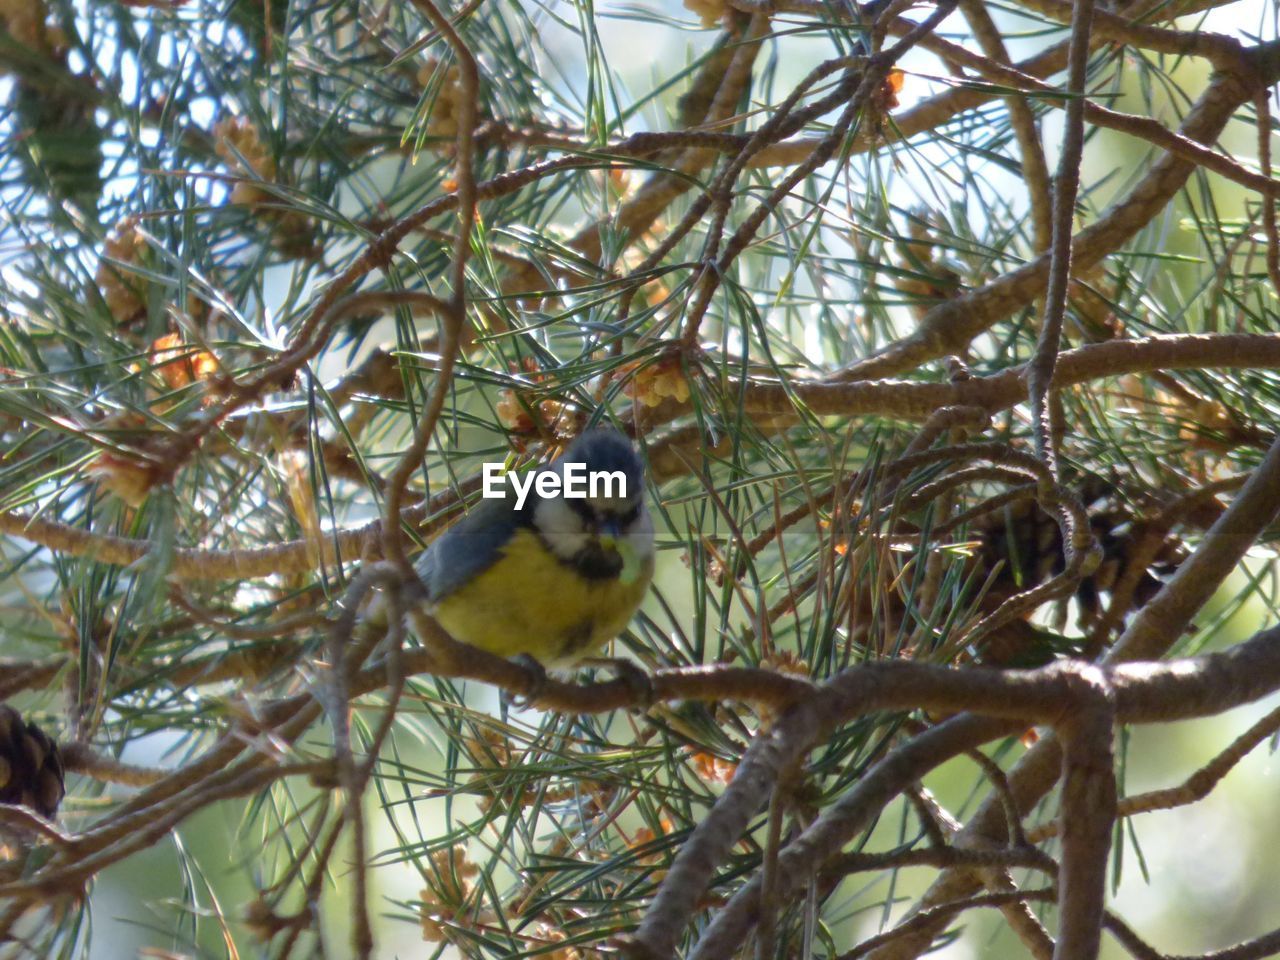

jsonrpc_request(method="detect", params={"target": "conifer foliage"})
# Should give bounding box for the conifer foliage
[1,0,1280,957]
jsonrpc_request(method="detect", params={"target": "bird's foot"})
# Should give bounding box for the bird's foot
[581,657,654,708]
[503,653,548,710]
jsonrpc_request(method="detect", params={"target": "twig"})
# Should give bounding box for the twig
[1257,89,1280,296]
[1006,0,1243,67]
[755,764,794,960]
[59,743,166,787]
[866,434,1280,959]
[821,843,1058,880]
[0,805,76,849]
[384,0,479,577]
[1084,476,1241,654]
[905,784,956,846]
[616,53,863,330]
[958,0,1053,253]
[1028,0,1094,473]
[835,888,1057,959]
[914,30,1280,199]
[686,715,1024,960]
[1028,700,1280,842]
[1107,432,1280,663]
[680,0,963,347]
[323,560,403,960]
[7,334,1280,581]
[839,63,1276,382]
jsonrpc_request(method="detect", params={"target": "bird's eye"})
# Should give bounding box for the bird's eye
[616,504,640,527]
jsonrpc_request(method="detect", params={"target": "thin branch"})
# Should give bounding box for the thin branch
[837,889,1057,959]
[1028,700,1280,842]
[383,0,479,576]
[958,0,1053,253]
[1258,89,1280,295]
[1028,0,1093,473]
[6,334,1280,580]
[59,743,167,787]
[840,56,1278,381]
[866,434,1280,959]
[1107,431,1280,664]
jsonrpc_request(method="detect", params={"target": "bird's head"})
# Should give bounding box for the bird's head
[530,430,654,582]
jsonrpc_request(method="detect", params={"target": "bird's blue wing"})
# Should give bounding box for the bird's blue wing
[415,494,524,603]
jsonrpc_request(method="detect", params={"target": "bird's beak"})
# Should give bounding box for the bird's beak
[598,517,623,544]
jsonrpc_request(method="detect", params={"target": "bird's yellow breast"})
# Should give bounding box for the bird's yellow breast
[429,527,654,665]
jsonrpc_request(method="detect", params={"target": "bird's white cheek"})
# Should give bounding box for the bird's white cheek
[534,497,592,561]
[541,529,591,560]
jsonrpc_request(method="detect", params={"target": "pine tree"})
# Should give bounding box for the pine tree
[2,0,1280,957]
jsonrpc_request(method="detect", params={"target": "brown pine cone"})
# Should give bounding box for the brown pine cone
[969,481,1187,635]
[0,706,65,819]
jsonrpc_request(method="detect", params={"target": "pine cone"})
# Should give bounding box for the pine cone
[0,706,65,819]
[969,481,1186,639]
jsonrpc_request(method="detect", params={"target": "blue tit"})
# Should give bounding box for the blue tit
[414,429,655,667]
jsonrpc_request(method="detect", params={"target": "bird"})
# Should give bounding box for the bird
[414,429,655,669]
